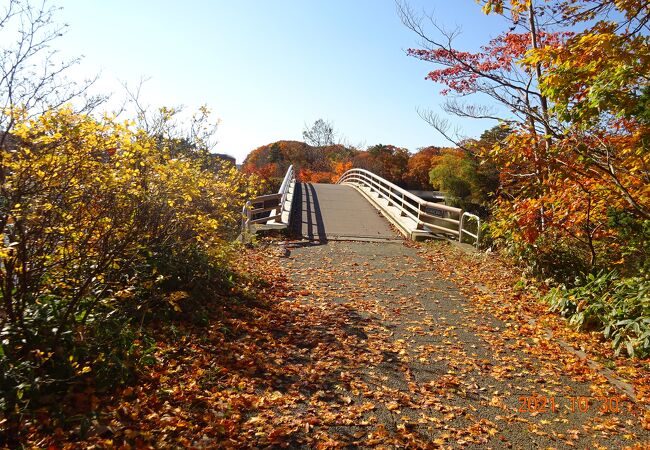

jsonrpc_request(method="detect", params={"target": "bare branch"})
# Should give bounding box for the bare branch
[442,99,506,122]
[0,0,104,140]
[416,107,473,152]
[302,118,336,147]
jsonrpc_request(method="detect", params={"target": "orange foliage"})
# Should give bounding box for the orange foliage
[243,140,453,191]
[333,161,353,180]
[403,146,442,189]
[243,162,281,179]
[299,169,335,183]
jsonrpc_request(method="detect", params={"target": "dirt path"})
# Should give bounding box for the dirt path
[278,240,649,448]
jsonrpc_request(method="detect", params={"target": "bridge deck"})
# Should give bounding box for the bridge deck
[291,183,401,241]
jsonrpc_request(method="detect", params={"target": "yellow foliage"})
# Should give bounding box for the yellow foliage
[1,106,259,352]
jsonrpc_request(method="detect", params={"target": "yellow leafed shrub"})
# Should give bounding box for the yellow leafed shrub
[0,106,258,415]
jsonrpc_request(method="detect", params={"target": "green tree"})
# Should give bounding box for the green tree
[429,150,473,207]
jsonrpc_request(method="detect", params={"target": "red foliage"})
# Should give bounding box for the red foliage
[407,31,573,95]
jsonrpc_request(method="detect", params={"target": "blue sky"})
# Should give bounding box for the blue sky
[57,0,509,163]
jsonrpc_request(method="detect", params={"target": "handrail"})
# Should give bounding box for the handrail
[337,168,480,245]
[241,165,295,238]
[460,212,481,248]
[276,164,295,222]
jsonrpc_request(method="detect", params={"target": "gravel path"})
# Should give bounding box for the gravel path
[279,240,649,449]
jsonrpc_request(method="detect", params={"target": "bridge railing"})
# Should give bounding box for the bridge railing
[337,168,480,246]
[241,165,295,237]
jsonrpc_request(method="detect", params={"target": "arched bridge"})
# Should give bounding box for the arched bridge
[242,166,480,245]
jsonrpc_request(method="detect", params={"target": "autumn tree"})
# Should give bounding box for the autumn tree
[244,140,306,181]
[401,0,649,275]
[403,146,441,190]
[399,0,569,187]
[398,0,566,216]
[519,0,649,271]
[365,144,410,185]
[242,140,361,188]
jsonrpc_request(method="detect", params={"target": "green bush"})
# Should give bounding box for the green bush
[608,210,650,275]
[546,271,650,358]
[493,230,591,284]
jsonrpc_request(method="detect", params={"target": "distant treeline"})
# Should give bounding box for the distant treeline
[241,130,501,216]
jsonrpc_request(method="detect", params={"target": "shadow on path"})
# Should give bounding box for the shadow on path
[291,182,328,244]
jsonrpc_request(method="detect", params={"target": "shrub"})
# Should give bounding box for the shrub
[607,210,650,276]
[0,107,258,432]
[546,271,650,358]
